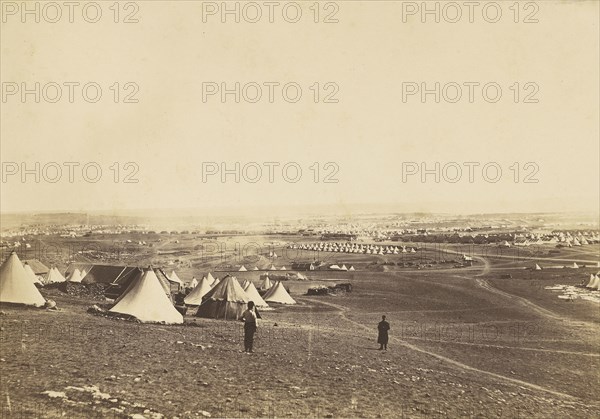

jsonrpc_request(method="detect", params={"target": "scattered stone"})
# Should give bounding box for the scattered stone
[42,391,67,399]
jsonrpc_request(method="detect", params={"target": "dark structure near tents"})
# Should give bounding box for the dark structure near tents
[291,262,315,271]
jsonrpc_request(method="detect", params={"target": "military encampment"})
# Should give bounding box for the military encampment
[0,252,46,306]
[2,1,599,415]
[195,275,249,320]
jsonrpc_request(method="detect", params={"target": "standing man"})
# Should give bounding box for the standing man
[241,301,257,353]
[377,315,390,350]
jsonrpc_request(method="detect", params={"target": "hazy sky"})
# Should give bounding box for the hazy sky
[1,1,598,215]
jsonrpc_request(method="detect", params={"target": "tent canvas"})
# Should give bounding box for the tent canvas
[23,263,43,285]
[0,252,46,306]
[195,275,249,320]
[534,264,542,271]
[260,276,272,290]
[189,277,199,288]
[262,281,296,305]
[184,276,213,305]
[168,270,184,285]
[243,281,269,308]
[68,268,83,283]
[207,272,216,286]
[21,259,49,276]
[109,269,183,324]
[239,265,247,272]
[45,267,66,284]
[586,274,595,287]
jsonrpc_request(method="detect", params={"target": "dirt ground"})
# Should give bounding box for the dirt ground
[1,242,599,418]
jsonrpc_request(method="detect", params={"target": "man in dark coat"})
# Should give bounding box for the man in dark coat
[377,315,390,350]
[241,301,258,353]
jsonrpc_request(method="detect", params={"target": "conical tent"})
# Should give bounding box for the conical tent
[23,263,42,285]
[260,276,272,290]
[239,265,247,272]
[184,276,213,305]
[269,265,277,271]
[588,275,600,290]
[253,267,259,271]
[263,281,296,305]
[189,277,199,288]
[348,266,355,271]
[572,263,579,269]
[195,275,249,320]
[45,267,66,284]
[534,264,542,271]
[280,266,286,271]
[212,278,220,287]
[0,252,46,306]
[586,274,596,287]
[243,281,269,308]
[169,270,184,285]
[68,268,83,283]
[109,269,183,324]
[207,272,216,286]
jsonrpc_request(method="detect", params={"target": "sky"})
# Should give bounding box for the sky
[1,1,599,216]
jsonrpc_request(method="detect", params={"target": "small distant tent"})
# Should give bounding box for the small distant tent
[263,281,296,305]
[0,252,46,306]
[169,270,184,285]
[410,248,416,253]
[592,275,600,290]
[206,272,216,286]
[243,281,269,308]
[253,267,259,271]
[195,275,249,320]
[587,275,600,290]
[280,266,286,271]
[572,263,579,269]
[189,277,199,288]
[269,265,277,271]
[534,264,542,271]
[23,263,43,286]
[45,267,66,284]
[348,266,355,271]
[340,264,348,271]
[184,276,213,305]
[68,268,83,283]
[586,274,596,288]
[329,264,341,270]
[260,275,273,290]
[239,265,247,272]
[109,268,183,324]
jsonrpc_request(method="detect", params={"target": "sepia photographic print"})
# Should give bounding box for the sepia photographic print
[1,1,599,418]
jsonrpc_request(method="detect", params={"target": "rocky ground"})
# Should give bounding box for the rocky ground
[1,257,599,418]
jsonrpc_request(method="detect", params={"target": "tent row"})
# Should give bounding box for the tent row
[292,242,417,255]
[1,253,297,325]
[237,265,288,272]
